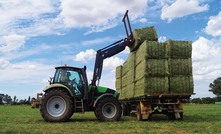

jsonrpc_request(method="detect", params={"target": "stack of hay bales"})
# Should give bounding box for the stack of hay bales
[166,40,193,94]
[134,41,169,97]
[116,26,194,100]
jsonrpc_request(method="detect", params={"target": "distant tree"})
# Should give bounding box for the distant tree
[201,97,215,104]
[19,99,25,104]
[191,98,202,104]
[0,94,4,105]
[209,77,221,101]
[27,96,31,105]
[3,94,12,104]
[13,96,18,105]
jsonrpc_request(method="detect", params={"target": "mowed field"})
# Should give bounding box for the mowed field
[0,104,220,134]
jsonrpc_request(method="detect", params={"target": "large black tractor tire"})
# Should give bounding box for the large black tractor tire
[95,96,122,121]
[40,89,74,122]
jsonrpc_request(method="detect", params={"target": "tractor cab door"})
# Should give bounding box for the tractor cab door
[53,68,83,96]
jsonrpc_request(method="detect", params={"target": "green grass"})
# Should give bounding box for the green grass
[0,104,221,134]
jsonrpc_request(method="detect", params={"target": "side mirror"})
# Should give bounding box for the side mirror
[48,77,53,85]
[84,65,87,71]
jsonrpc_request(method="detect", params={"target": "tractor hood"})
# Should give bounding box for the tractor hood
[88,85,120,98]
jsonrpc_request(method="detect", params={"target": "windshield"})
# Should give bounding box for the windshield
[53,68,82,96]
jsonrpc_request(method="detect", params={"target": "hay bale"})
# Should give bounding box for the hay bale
[122,52,135,76]
[136,41,169,64]
[115,78,122,92]
[115,65,122,93]
[122,74,128,88]
[122,61,129,76]
[120,83,135,99]
[116,65,122,79]
[169,58,192,76]
[166,40,192,58]
[134,76,169,97]
[135,59,169,81]
[129,26,158,52]
[169,76,194,94]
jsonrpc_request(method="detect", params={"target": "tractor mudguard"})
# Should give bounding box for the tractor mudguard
[43,83,75,97]
[93,93,115,107]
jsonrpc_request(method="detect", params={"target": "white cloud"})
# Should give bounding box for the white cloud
[0,58,9,69]
[103,57,124,71]
[0,60,54,99]
[205,11,221,36]
[0,34,26,53]
[0,0,58,35]
[74,49,96,63]
[59,0,148,32]
[158,36,167,42]
[161,0,209,22]
[139,18,148,23]
[191,36,221,98]
[192,37,221,80]
[0,61,53,84]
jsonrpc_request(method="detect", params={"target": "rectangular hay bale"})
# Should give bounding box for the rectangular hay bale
[115,78,122,92]
[122,52,135,76]
[166,40,192,58]
[135,59,169,81]
[169,76,194,94]
[116,65,122,79]
[169,58,192,76]
[134,76,169,98]
[120,83,135,99]
[136,41,169,65]
[129,26,158,52]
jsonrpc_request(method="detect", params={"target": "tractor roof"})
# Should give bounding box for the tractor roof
[55,65,83,70]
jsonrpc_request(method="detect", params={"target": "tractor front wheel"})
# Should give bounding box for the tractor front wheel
[95,96,122,121]
[40,89,74,122]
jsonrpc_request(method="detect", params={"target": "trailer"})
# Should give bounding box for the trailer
[120,93,193,121]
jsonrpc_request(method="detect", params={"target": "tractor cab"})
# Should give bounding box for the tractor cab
[52,65,89,99]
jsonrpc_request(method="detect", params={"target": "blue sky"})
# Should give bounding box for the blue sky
[0,0,221,99]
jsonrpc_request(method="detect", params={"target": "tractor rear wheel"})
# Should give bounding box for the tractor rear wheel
[95,96,122,121]
[40,89,74,122]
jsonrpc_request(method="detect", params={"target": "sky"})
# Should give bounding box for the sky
[0,0,221,99]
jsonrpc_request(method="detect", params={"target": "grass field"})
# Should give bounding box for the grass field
[0,104,220,134]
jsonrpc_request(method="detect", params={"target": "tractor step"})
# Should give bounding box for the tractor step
[75,99,84,113]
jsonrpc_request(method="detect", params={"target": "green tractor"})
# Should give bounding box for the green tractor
[38,10,134,122]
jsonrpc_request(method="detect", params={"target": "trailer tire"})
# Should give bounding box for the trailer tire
[95,96,122,121]
[40,89,74,122]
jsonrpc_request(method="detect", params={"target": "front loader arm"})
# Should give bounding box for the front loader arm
[91,10,134,86]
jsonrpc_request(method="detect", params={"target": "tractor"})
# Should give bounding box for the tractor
[37,10,134,122]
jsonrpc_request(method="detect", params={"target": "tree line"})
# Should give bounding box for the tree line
[0,94,35,105]
[190,97,219,104]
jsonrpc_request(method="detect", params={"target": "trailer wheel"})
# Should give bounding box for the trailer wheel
[136,104,142,121]
[40,89,74,122]
[95,96,122,121]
